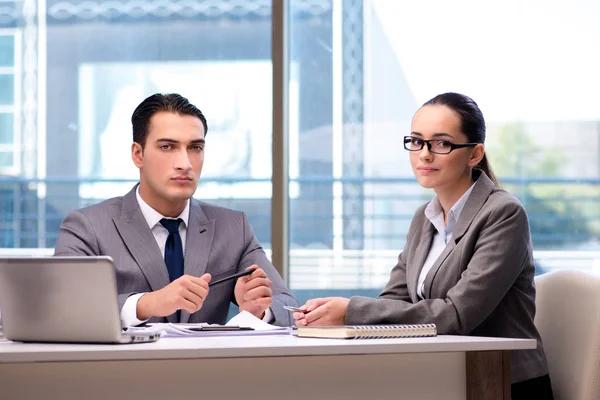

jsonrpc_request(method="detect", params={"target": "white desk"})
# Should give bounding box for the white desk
[0,334,535,400]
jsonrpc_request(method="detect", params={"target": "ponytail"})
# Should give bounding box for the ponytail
[477,153,499,186]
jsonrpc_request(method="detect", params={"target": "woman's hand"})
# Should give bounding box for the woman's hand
[292,297,350,326]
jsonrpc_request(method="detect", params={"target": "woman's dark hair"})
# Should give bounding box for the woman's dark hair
[131,93,208,149]
[423,92,498,186]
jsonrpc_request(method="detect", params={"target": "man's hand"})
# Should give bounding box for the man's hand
[136,273,211,320]
[234,265,273,319]
[293,297,350,326]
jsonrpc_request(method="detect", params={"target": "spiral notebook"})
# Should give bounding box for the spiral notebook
[296,324,437,339]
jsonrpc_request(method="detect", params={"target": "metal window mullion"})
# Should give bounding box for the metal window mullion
[271,0,289,281]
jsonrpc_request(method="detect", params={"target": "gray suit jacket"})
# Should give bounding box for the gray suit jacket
[54,185,298,326]
[346,170,549,383]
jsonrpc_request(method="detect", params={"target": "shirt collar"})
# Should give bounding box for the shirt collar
[424,182,476,237]
[135,186,190,229]
[448,182,476,224]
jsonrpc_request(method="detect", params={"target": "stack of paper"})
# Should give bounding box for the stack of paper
[126,311,290,338]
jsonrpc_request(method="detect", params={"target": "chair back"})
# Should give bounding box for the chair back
[535,270,600,400]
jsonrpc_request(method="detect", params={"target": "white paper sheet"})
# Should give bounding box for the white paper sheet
[125,311,290,338]
[226,310,289,331]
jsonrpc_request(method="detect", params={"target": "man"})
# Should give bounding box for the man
[55,93,298,326]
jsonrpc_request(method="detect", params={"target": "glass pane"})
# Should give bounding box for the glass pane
[6,1,273,249]
[0,183,15,247]
[0,35,14,66]
[288,0,600,301]
[0,151,13,167]
[0,113,13,144]
[0,74,14,104]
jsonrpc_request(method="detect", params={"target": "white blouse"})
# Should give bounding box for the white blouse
[417,183,476,299]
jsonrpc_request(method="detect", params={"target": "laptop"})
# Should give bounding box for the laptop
[0,256,161,344]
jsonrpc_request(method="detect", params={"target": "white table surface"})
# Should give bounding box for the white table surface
[0,333,536,363]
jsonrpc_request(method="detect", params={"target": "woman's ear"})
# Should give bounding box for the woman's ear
[468,143,485,167]
[131,142,143,168]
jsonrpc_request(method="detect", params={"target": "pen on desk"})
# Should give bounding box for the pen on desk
[208,268,254,287]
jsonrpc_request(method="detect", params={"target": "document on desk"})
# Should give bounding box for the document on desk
[226,310,289,332]
[127,311,290,338]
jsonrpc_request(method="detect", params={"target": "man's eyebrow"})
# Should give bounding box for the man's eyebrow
[155,138,206,144]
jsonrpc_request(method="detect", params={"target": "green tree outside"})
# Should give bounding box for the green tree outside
[486,123,596,250]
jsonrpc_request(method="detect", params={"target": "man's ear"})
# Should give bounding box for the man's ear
[132,142,143,168]
[468,143,485,167]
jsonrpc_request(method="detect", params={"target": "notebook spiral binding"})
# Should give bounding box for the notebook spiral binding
[349,324,437,339]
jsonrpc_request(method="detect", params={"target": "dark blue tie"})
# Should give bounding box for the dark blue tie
[160,218,184,282]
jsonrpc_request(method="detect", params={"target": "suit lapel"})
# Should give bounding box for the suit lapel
[407,216,434,303]
[113,185,171,293]
[422,171,496,298]
[449,171,496,243]
[179,200,215,323]
[422,239,456,298]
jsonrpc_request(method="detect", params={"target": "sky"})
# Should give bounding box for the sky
[372,0,600,122]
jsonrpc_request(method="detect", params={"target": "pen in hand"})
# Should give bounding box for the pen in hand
[283,306,307,313]
[208,268,254,287]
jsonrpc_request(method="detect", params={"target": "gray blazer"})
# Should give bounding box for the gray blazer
[54,185,298,326]
[346,170,548,383]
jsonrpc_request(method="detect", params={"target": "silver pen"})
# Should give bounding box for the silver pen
[283,305,307,313]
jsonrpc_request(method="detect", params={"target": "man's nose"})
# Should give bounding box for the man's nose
[174,149,192,170]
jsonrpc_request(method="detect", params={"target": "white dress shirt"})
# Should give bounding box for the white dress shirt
[121,187,273,326]
[120,188,190,326]
[417,183,476,299]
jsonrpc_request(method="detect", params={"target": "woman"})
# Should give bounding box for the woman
[293,93,553,398]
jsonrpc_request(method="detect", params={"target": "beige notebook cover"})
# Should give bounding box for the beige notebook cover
[296,324,437,339]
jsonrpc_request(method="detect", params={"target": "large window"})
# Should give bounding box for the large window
[1,0,599,290]
[287,0,600,300]
[1,0,274,248]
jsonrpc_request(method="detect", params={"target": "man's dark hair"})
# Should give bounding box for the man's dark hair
[131,93,208,148]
